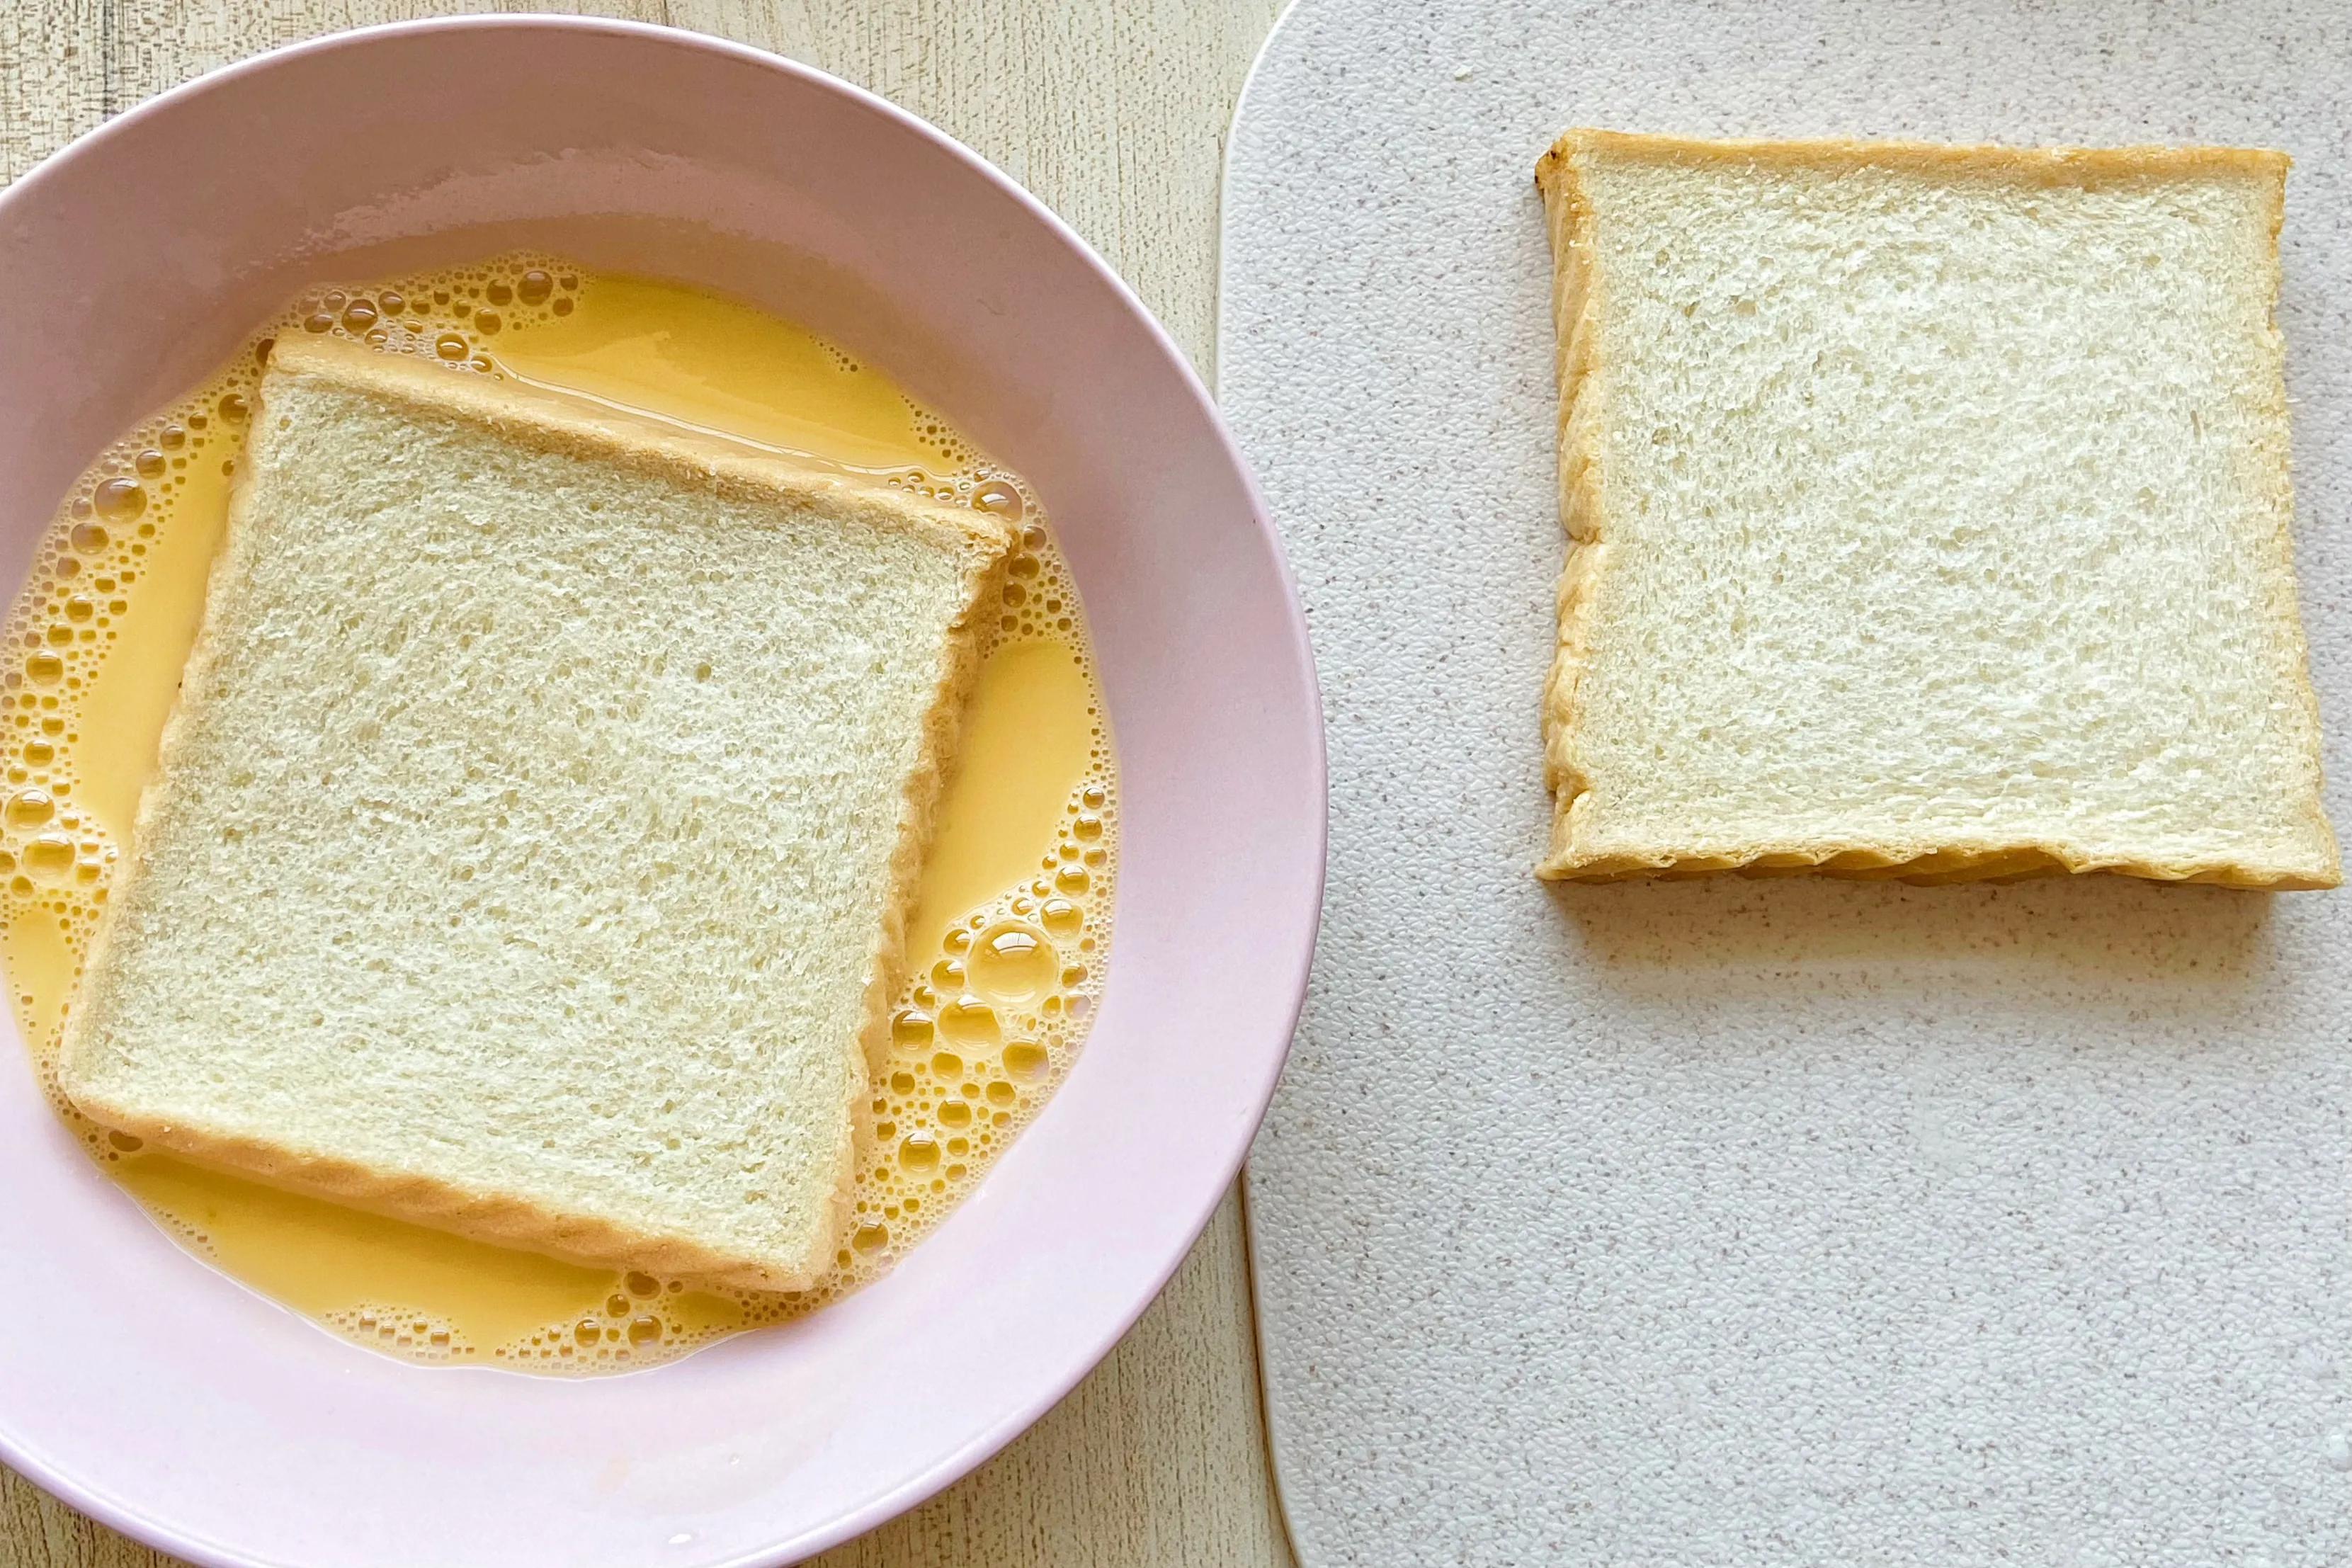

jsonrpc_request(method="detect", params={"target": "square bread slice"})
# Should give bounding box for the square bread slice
[1533,130,2339,887]
[58,336,1014,1290]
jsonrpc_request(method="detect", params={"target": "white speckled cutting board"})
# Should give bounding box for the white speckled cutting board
[1220,2,2352,1562]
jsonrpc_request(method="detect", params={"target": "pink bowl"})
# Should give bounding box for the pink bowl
[0,18,1322,1567]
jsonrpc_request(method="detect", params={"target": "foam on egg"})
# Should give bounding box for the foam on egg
[0,256,1117,1374]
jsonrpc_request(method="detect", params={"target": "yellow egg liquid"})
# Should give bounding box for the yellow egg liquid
[0,259,1115,1373]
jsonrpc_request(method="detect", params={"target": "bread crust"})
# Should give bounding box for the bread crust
[1531,130,2339,890]
[59,336,1017,1291]
[1536,129,2291,189]
[270,336,1013,557]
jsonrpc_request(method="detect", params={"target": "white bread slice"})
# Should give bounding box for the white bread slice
[1533,130,2339,887]
[57,336,1014,1290]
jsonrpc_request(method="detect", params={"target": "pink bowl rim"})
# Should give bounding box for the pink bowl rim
[0,14,1326,1564]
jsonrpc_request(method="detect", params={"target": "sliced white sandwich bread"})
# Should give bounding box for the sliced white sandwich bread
[1533,130,2339,887]
[58,335,1015,1290]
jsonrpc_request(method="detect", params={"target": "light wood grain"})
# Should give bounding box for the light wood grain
[0,4,1295,1566]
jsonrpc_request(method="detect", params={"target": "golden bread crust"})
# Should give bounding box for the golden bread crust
[1530,130,2338,890]
[60,336,1018,1289]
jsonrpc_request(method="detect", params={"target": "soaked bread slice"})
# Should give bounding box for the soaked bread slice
[1533,131,2339,887]
[59,336,1015,1289]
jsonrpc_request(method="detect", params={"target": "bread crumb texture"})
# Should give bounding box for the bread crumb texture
[1535,132,2339,887]
[58,340,1012,1288]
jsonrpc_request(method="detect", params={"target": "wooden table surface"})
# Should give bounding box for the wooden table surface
[0,5,1295,1566]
